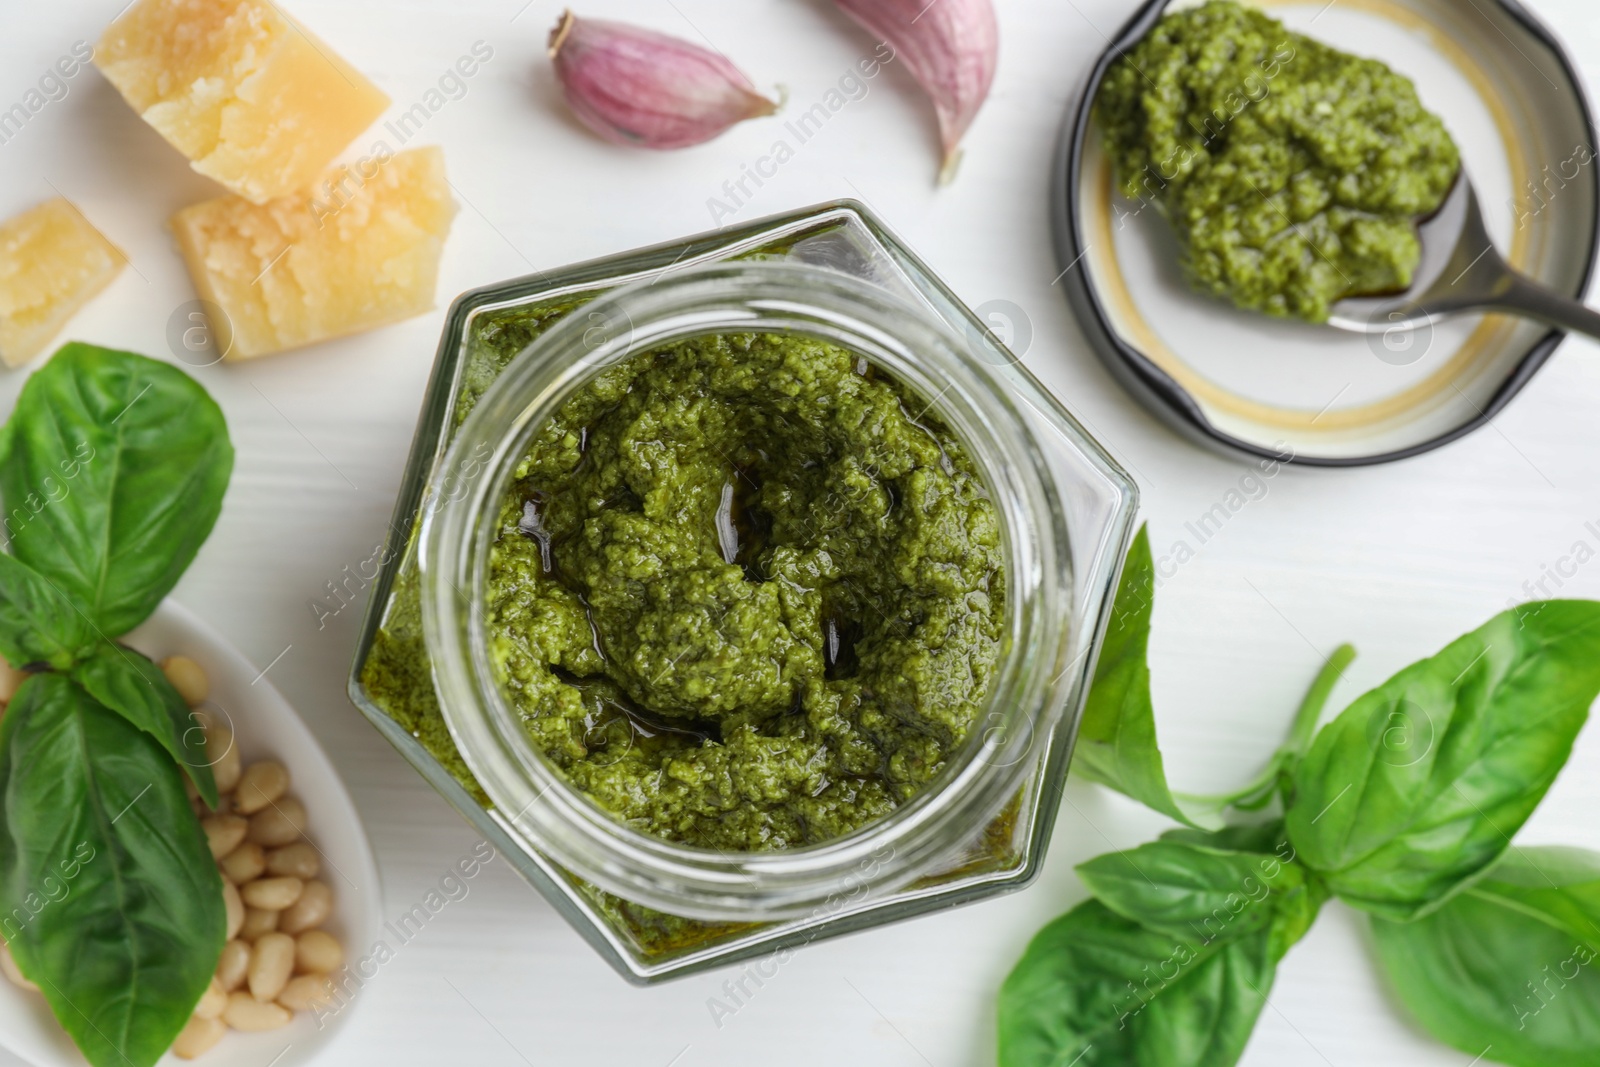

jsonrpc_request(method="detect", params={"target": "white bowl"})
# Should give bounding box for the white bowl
[0,600,382,1067]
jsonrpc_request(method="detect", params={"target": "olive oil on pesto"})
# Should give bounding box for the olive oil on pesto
[1095,0,1460,321]
[485,331,1006,852]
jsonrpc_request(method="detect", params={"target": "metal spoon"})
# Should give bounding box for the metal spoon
[1328,174,1600,340]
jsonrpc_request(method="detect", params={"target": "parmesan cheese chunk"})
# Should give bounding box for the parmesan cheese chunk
[171,146,456,359]
[0,199,125,368]
[96,0,390,204]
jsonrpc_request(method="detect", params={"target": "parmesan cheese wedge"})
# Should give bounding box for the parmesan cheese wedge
[171,146,456,359]
[96,0,390,204]
[0,199,125,368]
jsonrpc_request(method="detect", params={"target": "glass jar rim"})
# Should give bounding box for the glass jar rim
[420,261,1074,920]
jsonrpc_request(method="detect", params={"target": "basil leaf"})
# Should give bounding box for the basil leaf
[1471,845,1600,940]
[0,673,224,1067]
[1285,601,1600,920]
[998,898,1275,1067]
[1077,835,1308,947]
[72,642,217,808]
[1073,525,1211,828]
[1371,847,1600,1067]
[0,343,233,638]
[0,551,94,669]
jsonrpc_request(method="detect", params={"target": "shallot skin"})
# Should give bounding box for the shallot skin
[549,11,778,150]
[832,0,998,181]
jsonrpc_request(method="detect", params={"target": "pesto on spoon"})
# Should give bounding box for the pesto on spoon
[1094,0,1460,322]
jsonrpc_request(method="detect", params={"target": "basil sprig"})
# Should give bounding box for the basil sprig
[0,344,233,1067]
[1000,524,1600,1067]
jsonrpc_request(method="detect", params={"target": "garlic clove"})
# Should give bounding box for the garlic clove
[832,0,998,183]
[548,10,779,150]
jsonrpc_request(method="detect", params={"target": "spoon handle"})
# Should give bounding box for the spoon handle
[1486,270,1600,343]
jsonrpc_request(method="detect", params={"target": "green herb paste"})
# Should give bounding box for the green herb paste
[1095,0,1460,321]
[484,331,1005,852]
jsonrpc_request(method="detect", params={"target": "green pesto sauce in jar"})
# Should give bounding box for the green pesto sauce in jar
[1094,0,1460,321]
[484,331,1006,852]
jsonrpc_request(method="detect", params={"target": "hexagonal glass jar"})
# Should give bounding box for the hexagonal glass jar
[348,200,1137,983]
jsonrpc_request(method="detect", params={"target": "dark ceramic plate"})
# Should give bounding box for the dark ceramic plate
[1054,0,1598,465]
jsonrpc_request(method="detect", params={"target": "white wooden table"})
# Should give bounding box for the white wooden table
[5,1,1600,1064]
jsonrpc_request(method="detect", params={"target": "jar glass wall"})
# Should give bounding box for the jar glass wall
[349,201,1138,982]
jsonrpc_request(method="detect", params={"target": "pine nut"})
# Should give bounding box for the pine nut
[171,1015,226,1058]
[240,907,279,941]
[219,842,266,884]
[0,941,37,991]
[223,991,292,1031]
[235,762,290,815]
[194,977,227,1020]
[247,933,296,1002]
[195,708,238,794]
[265,842,320,880]
[211,729,242,794]
[278,973,336,1013]
[279,880,333,934]
[248,798,307,847]
[222,880,244,940]
[294,930,344,974]
[203,815,249,860]
[241,877,303,911]
[216,940,251,992]
[160,655,210,706]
